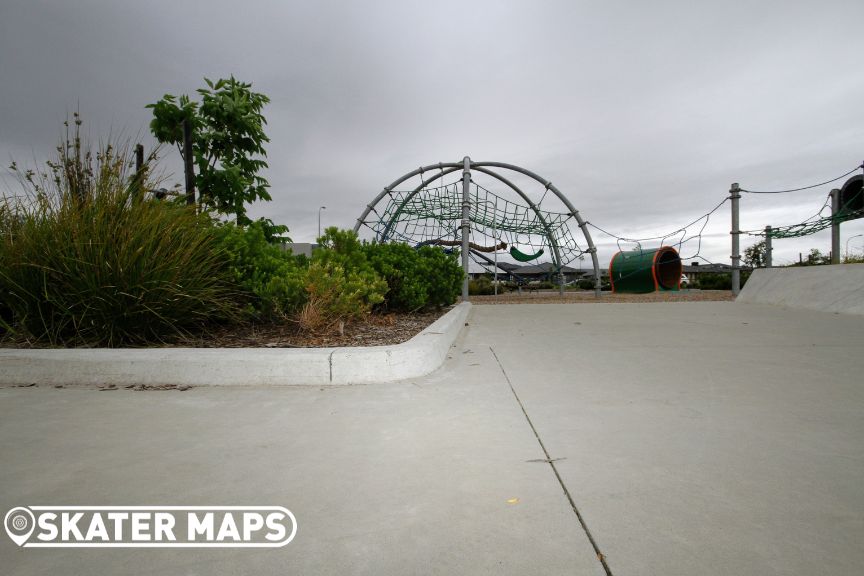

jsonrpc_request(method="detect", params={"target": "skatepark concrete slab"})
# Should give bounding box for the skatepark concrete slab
[2,301,863,575]
[738,264,864,315]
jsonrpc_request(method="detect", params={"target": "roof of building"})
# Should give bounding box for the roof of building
[513,262,582,274]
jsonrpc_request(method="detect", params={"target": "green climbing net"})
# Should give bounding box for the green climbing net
[764,208,864,239]
[363,179,588,269]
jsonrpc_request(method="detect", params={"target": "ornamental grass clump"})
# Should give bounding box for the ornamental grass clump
[0,116,240,346]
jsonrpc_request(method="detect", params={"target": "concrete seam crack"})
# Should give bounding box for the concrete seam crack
[490,345,613,576]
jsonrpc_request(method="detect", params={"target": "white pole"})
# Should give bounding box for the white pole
[730,183,741,295]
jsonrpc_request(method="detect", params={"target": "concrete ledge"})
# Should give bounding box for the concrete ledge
[0,303,471,387]
[737,264,864,315]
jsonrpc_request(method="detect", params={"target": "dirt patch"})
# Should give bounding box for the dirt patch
[0,309,449,349]
[174,309,449,348]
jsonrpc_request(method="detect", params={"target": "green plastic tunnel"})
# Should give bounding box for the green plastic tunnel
[609,247,682,294]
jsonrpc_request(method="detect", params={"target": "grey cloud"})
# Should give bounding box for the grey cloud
[2,0,863,265]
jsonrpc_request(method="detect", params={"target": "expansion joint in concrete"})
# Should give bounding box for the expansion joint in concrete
[490,346,614,576]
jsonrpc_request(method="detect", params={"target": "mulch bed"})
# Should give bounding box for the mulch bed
[170,309,448,348]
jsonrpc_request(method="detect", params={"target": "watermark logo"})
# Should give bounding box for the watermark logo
[4,506,297,548]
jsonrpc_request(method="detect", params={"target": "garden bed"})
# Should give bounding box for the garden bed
[0,309,448,349]
[173,309,447,348]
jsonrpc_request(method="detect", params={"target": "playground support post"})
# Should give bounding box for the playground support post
[831,188,841,264]
[730,183,741,295]
[461,156,471,301]
[765,226,773,267]
[493,196,498,296]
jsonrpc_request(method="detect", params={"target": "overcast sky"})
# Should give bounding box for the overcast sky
[2,0,863,267]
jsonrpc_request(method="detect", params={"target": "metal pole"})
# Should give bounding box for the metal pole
[764,226,772,268]
[830,188,841,264]
[182,119,196,206]
[461,156,471,301]
[318,206,326,239]
[493,197,498,296]
[846,234,863,259]
[730,183,741,295]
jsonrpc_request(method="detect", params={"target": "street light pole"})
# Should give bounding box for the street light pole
[318,206,326,239]
[846,233,863,259]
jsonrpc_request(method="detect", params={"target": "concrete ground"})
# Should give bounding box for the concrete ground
[1,302,863,575]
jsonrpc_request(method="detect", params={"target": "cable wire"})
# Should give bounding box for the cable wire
[586,197,729,243]
[740,164,862,194]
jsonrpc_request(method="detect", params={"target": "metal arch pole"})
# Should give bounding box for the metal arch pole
[352,162,462,235]
[461,157,472,301]
[730,183,741,295]
[472,161,601,298]
[469,166,566,295]
[379,166,463,242]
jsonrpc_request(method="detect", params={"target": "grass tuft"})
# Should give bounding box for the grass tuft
[0,117,240,346]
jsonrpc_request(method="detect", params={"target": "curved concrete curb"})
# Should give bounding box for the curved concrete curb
[0,303,472,387]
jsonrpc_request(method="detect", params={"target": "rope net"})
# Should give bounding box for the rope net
[758,209,864,239]
[358,178,588,271]
[746,186,864,239]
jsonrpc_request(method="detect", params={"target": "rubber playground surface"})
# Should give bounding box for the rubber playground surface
[1,301,862,575]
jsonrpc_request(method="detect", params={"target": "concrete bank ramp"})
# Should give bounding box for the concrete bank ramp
[737,264,864,315]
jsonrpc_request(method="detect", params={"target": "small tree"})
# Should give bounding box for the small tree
[147,76,287,239]
[803,248,831,266]
[744,240,767,268]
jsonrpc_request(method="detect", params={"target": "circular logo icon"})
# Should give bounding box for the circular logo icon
[4,507,35,546]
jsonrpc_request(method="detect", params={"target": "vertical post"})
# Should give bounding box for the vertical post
[764,226,772,268]
[182,119,196,206]
[493,197,498,296]
[830,188,841,264]
[461,156,471,301]
[318,206,326,239]
[730,183,741,295]
[134,144,144,200]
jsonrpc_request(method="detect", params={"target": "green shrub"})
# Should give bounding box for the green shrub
[469,276,495,295]
[215,221,306,318]
[363,242,463,311]
[417,245,465,307]
[0,130,239,346]
[576,278,596,290]
[695,271,749,290]
[305,228,387,327]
